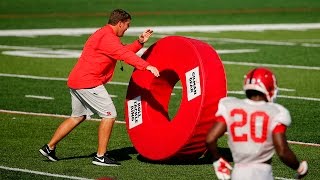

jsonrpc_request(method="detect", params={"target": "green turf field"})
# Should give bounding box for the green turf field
[0,0,319,179]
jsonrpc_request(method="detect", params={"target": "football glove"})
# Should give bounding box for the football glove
[212,158,232,180]
[295,161,308,179]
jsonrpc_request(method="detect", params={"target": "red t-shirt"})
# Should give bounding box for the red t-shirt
[67,25,150,89]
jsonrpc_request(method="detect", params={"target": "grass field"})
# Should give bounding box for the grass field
[0,0,319,179]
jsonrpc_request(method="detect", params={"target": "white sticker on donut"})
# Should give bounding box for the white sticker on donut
[186,67,201,101]
[128,96,143,129]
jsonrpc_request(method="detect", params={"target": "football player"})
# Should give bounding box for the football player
[206,67,308,180]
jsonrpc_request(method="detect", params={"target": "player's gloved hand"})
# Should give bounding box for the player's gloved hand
[212,158,232,180]
[295,161,308,179]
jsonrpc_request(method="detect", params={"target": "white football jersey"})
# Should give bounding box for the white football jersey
[216,97,291,164]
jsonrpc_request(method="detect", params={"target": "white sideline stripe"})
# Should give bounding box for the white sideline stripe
[223,61,320,70]
[186,36,297,46]
[301,43,320,47]
[126,23,320,33]
[217,49,259,54]
[0,73,130,85]
[0,165,93,180]
[25,95,54,100]
[0,45,49,50]
[1,23,320,37]
[277,95,320,101]
[275,177,295,180]
[228,87,296,93]
[288,140,320,147]
[1,73,319,101]
[211,38,296,46]
[227,91,320,101]
[0,73,67,81]
[278,88,296,92]
[0,109,126,124]
[149,34,320,47]
[0,109,319,147]
[227,91,244,95]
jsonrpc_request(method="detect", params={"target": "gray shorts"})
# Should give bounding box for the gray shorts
[70,85,117,120]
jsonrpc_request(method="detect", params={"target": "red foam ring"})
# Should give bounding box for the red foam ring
[125,36,226,161]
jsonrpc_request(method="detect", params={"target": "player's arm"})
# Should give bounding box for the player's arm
[206,118,227,160]
[273,130,299,169]
[124,40,143,53]
[101,35,159,77]
[273,124,308,179]
[206,116,232,180]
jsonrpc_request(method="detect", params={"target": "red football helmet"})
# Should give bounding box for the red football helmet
[243,67,278,102]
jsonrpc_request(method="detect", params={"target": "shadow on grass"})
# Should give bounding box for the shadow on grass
[108,147,138,161]
[54,147,138,162]
[55,152,96,161]
[48,146,233,165]
[137,147,233,165]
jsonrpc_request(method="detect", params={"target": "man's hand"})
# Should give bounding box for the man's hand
[146,65,160,77]
[212,158,232,180]
[138,29,153,44]
[295,161,308,179]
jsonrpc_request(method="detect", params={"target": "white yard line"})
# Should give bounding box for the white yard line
[24,94,118,100]
[277,95,320,101]
[2,49,81,58]
[24,94,119,100]
[0,109,125,124]
[0,45,49,50]
[223,61,320,70]
[0,72,130,85]
[227,91,320,101]
[217,49,259,54]
[209,38,297,46]
[0,23,320,37]
[287,140,320,147]
[301,43,320,47]
[229,88,296,93]
[142,34,320,47]
[227,90,320,102]
[274,177,296,180]
[177,35,298,46]
[278,88,296,92]
[25,95,54,100]
[0,165,94,180]
[0,73,67,81]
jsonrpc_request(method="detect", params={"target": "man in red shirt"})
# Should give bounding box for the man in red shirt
[39,9,160,166]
